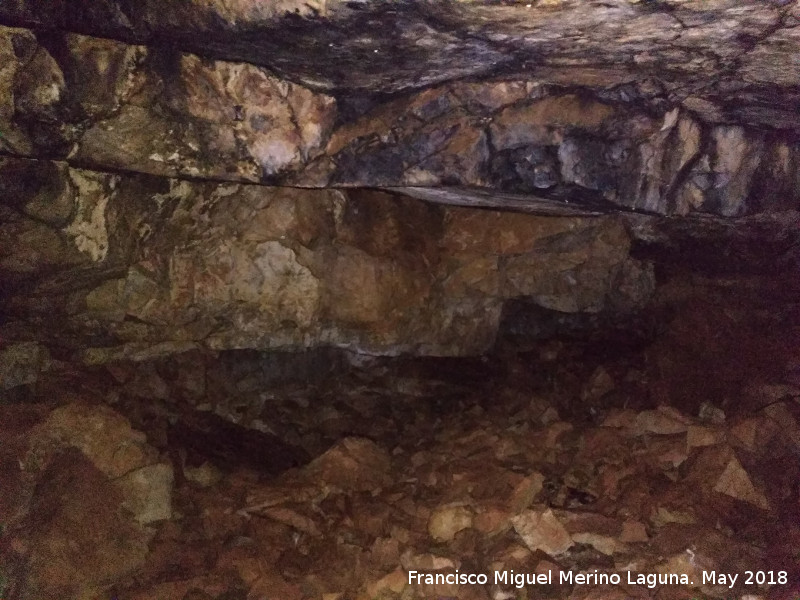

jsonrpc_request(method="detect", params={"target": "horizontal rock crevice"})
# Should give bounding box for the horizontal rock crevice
[2,155,663,366]
[1,21,799,220]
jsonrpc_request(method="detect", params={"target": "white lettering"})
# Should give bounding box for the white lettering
[628,572,688,588]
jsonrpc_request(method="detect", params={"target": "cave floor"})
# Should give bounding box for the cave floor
[1,276,800,600]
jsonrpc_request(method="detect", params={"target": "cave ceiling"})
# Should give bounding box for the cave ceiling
[2,0,799,126]
[1,0,799,365]
[1,0,799,219]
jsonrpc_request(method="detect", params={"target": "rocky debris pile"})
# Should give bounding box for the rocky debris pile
[0,401,173,600]
[1,352,798,600]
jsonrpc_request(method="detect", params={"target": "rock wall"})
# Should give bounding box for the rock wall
[1,25,799,218]
[1,157,654,370]
[1,4,799,382]
[2,0,799,131]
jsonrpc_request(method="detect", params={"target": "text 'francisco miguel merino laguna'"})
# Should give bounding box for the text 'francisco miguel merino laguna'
[407,570,782,590]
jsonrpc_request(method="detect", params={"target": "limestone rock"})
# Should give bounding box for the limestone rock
[558,511,628,555]
[0,158,74,227]
[473,506,513,537]
[1,163,667,358]
[24,403,175,528]
[2,0,798,133]
[115,463,175,525]
[511,508,573,556]
[27,402,157,478]
[713,457,770,510]
[507,472,545,514]
[302,437,391,493]
[19,449,152,600]
[632,407,692,436]
[428,505,474,543]
[0,342,51,390]
[2,25,799,219]
[260,506,322,537]
[686,425,724,449]
[619,520,649,544]
[361,569,407,600]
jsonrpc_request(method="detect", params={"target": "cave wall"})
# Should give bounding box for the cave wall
[1,156,654,375]
[2,24,799,218]
[1,2,800,390]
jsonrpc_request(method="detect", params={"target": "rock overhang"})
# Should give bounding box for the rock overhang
[1,0,799,129]
[1,22,798,219]
[1,0,799,363]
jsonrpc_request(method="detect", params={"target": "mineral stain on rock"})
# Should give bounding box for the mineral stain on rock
[0,1,799,599]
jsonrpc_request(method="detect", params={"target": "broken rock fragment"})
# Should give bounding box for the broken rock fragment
[428,505,474,543]
[713,456,770,510]
[302,437,392,493]
[511,507,573,556]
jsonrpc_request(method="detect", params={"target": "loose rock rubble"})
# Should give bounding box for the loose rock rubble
[1,296,798,600]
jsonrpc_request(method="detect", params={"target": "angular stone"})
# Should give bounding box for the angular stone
[619,520,649,544]
[686,425,723,449]
[650,507,697,527]
[115,463,174,525]
[511,508,573,556]
[507,472,545,514]
[570,532,627,556]
[260,506,322,537]
[428,505,474,543]
[473,506,513,537]
[302,437,391,493]
[728,418,763,452]
[20,449,151,600]
[362,569,407,600]
[713,457,770,510]
[632,407,692,436]
[27,402,157,478]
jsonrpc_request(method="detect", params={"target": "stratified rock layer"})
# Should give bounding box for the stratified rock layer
[1,25,798,218]
[1,0,799,131]
[1,157,654,363]
[1,1,798,370]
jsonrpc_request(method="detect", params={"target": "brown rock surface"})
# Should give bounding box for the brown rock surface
[0,3,799,599]
[1,160,658,362]
[1,0,798,133]
[1,24,798,218]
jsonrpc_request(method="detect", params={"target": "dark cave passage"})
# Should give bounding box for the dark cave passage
[2,1,800,598]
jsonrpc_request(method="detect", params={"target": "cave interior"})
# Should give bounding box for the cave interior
[1,1,800,599]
